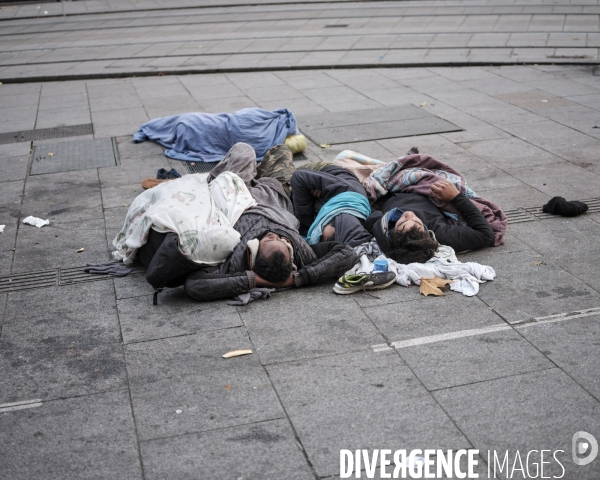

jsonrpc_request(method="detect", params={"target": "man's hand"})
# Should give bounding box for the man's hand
[430,180,460,202]
[254,273,294,289]
[311,189,322,198]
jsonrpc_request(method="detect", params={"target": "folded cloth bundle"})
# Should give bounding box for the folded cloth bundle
[84,263,132,277]
[542,196,588,217]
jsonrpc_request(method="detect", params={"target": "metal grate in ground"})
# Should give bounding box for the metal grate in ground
[0,124,93,145]
[185,151,309,174]
[0,266,144,294]
[31,138,118,175]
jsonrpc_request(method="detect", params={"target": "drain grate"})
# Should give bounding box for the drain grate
[31,138,118,175]
[0,124,93,145]
[505,197,599,224]
[0,266,144,294]
[296,105,462,146]
[186,152,309,174]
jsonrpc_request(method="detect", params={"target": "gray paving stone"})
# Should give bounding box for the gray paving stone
[141,419,313,480]
[433,369,600,480]
[442,154,524,192]
[267,350,471,477]
[101,183,145,209]
[126,327,284,440]
[99,159,165,188]
[501,119,600,164]
[239,283,385,364]
[0,156,28,183]
[14,214,109,272]
[365,293,505,344]
[478,185,551,209]
[114,135,165,160]
[519,314,600,399]
[0,281,126,403]
[399,328,553,391]
[0,179,23,250]
[0,142,31,159]
[458,136,565,170]
[509,216,600,292]
[464,248,600,324]
[117,287,243,344]
[22,169,102,217]
[0,390,142,480]
[506,162,600,199]
[112,273,153,300]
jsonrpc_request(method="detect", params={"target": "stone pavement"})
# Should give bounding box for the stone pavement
[1,1,600,479]
[1,0,600,82]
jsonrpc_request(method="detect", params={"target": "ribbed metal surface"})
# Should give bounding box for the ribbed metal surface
[0,124,93,145]
[31,138,118,175]
[524,198,599,219]
[185,152,309,174]
[504,208,536,224]
[0,270,58,293]
[0,266,144,293]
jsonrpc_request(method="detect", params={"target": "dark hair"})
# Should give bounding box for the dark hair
[388,226,439,264]
[253,250,293,284]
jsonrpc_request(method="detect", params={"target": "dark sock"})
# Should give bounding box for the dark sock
[542,197,589,217]
[406,147,419,155]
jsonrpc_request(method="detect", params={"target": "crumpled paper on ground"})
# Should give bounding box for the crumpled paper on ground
[0,225,5,233]
[22,216,50,228]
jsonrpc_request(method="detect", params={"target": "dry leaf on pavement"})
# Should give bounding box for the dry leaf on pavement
[419,277,453,297]
[222,349,253,359]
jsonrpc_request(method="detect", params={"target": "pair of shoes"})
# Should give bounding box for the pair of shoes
[157,168,181,180]
[333,271,396,295]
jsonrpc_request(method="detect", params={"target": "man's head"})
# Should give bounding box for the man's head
[388,211,438,264]
[254,232,294,284]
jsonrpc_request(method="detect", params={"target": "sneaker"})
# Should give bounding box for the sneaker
[333,271,396,295]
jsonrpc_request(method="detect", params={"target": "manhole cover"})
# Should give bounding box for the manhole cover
[31,138,118,175]
[296,105,462,145]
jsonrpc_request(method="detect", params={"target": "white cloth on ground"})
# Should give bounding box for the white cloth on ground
[112,172,256,265]
[23,216,50,228]
[349,244,495,296]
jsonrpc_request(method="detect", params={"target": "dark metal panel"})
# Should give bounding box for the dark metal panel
[30,138,118,175]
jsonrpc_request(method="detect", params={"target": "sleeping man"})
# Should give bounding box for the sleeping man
[114,143,357,303]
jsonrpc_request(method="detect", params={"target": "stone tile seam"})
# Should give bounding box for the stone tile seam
[5,61,600,85]
[372,306,600,353]
[1,45,598,68]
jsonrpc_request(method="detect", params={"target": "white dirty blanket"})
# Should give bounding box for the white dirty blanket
[350,244,496,296]
[112,172,256,265]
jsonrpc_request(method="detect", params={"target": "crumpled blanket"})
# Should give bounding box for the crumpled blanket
[227,288,275,306]
[112,171,256,265]
[133,108,299,163]
[359,152,507,246]
[350,243,496,297]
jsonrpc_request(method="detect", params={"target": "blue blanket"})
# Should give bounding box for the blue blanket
[133,108,298,163]
[306,192,371,245]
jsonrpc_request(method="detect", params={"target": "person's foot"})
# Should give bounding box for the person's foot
[333,271,396,295]
[406,146,419,155]
[142,178,167,189]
